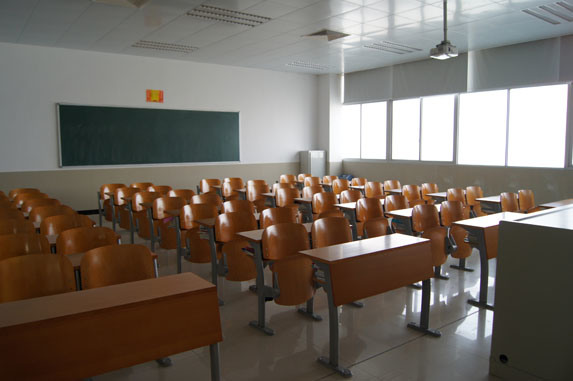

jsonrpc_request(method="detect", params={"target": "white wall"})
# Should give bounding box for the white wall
[0,42,318,172]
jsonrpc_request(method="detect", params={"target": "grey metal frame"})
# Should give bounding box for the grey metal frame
[464,227,495,310]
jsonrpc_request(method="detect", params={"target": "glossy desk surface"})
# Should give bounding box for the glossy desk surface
[476,196,501,203]
[454,212,522,229]
[539,198,573,209]
[237,223,312,243]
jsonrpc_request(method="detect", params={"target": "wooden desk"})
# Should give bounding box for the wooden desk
[300,234,439,377]
[454,212,522,310]
[0,273,222,381]
[294,197,313,223]
[349,185,365,196]
[386,205,442,236]
[476,195,502,214]
[426,192,447,203]
[539,198,573,208]
[261,192,276,208]
[237,223,314,335]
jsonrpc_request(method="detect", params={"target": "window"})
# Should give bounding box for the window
[507,84,568,168]
[339,104,361,159]
[392,98,420,160]
[458,90,508,166]
[420,94,455,161]
[361,102,387,159]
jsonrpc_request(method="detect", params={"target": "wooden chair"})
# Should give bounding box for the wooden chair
[247,179,267,188]
[9,188,41,201]
[180,203,219,264]
[272,182,294,195]
[260,207,298,229]
[421,183,439,204]
[446,188,466,204]
[98,183,125,226]
[384,194,409,213]
[147,185,172,195]
[440,201,473,272]
[114,187,140,232]
[351,177,367,186]
[200,179,221,194]
[192,192,223,212]
[131,191,161,243]
[297,173,311,182]
[383,180,401,194]
[0,233,50,261]
[316,210,344,219]
[0,199,17,210]
[340,189,363,203]
[130,182,154,189]
[402,185,425,207]
[311,217,352,248]
[302,185,323,199]
[223,199,255,214]
[13,192,49,209]
[312,192,338,216]
[303,176,321,187]
[332,178,350,196]
[279,174,297,185]
[152,196,186,251]
[412,204,449,279]
[276,188,301,215]
[466,186,486,217]
[365,181,385,199]
[40,214,95,236]
[56,226,120,255]
[0,208,25,220]
[518,189,543,213]
[167,189,195,203]
[356,198,389,236]
[0,219,36,235]
[247,183,270,213]
[21,198,60,214]
[0,254,75,303]
[363,217,390,238]
[500,192,520,212]
[222,178,244,200]
[29,205,76,225]
[322,175,337,185]
[215,211,257,282]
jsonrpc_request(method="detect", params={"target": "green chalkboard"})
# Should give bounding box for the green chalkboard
[57,104,240,166]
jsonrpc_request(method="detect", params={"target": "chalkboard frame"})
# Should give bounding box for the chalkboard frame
[57,103,241,167]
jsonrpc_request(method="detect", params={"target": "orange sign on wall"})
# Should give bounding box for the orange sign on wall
[146,89,164,103]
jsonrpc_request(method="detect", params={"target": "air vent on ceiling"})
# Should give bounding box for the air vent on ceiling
[363,41,422,54]
[522,2,573,24]
[187,5,271,27]
[92,0,149,8]
[132,40,198,53]
[286,61,328,71]
[304,29,350,42]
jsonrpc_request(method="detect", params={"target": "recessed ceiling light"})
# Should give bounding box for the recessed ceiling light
[522,2,573,24]
[364,41,422,54]
[132,40,198,53]
[187,5,271,27]
[92,0,149,8]
[286,61,328,71]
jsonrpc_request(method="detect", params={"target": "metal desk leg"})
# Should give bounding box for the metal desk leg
[174,216,182,274]
[248,242,275,335]
[298,203,313,223]
[298,296,322,321]
[450,257,474,272]
[467,230,494,310]
[209,343,221,381]
[340,209,358,240]
[74,268,82,291]
[127,203,135,244]
[147,208,156,252]
[434,265,449,280]
[407,279,441,337]
[97,192,103,227]
[205,227,223,306]
[109,195,117,232]
[316,263,352,378]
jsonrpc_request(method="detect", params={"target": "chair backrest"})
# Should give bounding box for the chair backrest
[322,175,338,185]
[351,177,367,186]
[440,201,470,227]
[383,180,401,192]
[340,189,363,203]
[518,189,536,211]
[316,210,344,219]
[501,192,519,212]
[13,192,49,208]
[0,254,75,303]
[222,178,244,198]
[9,188,41,200]
[363,217,390,238]
[130,182,154,189]
[302,185,323,199]
[297,173,311,182]
[180,203,219,230]
[303,176,321,187]
[356,198,384,222]
[421,183,439,202]
[446,188,466,204]
[0,218,36,235]
[215,211,257,243]
[247,179,267,188]
[56,226,119,255]
[80,244,155,289]
[29,205,76,224]
[365,181,384,198]
[332,178,350,195]
[115,187,140,207]
[147,185,172,195]
[99,184,125,201]
[0,233,50,261]
[402,185,422,204]
[222,199,255,214]
[167,189,195,203]
[132,191,161,213]
[272,182,294,194]
[153,196,186,220]
[384,195,409,212]
[200,179,221,194]
[279,174,297,184]
[312,217,352,248]
[192,192,223,211]
[262,222,310,260]
[260,207,298,229]
[0,199,16,209]
[40,214,95,236]
[276,188,300,207]
[246,183,270,202]
[0,208,25,220]
[21,198,60,214]
[412,204,440,232]
[312,192,338,214]
[465,186,483,206]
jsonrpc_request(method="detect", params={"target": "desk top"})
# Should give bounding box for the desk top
[65,252,158,270]
[334,202,358,210]
[427,192,447,199]
[454,212,522,229]
[122,196,133,202]
[386,188,402,195]
[476,195,501,203]
[237,222,312,243]
[139,201,154,208]
[349,185,365,190]
[539,199,573,208]
[262,192,275,197]
[294,197,313,204]
[196,218,216,227]
[386,204,441,219]
[0,273,214,328]
[300,233,429,264]
[165,209,180,216]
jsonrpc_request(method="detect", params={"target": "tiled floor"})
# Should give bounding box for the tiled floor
[95,219,500,381]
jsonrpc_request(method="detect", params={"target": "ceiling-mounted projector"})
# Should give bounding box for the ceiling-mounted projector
[430,0,458,60]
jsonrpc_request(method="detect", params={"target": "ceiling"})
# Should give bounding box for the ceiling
[1,0,572,74]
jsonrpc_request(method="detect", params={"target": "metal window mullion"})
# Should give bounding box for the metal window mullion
[359,104,363,159]
[564,82,573,168]
[504,89,511,167]
[453,94,459,164]
[387,100,393,160]
[418,98,423,161]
